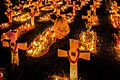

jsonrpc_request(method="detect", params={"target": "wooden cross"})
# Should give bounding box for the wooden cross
[30,7,39,26]
[67,1,78,15]
[110,1,120,14]
[82,10,98,26]
[58,39,90,80]
[2,31,27,66]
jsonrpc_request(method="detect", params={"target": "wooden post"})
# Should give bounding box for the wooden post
[2,31,27,66]
[31,7,34,26]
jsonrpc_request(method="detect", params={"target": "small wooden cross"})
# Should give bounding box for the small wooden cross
[82,10,98,26]
[58,39,90,80]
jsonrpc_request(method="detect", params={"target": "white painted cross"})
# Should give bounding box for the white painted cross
[58,39,90,80]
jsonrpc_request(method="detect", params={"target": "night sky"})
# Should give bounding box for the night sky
[0,0,120,80]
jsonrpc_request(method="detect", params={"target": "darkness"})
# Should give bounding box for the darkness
[0,0,120,80]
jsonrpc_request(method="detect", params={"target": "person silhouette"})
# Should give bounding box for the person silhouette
[49,15,70,39]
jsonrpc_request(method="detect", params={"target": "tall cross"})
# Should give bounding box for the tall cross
[58,39,90,80]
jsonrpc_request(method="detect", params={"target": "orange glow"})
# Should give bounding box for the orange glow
[114,33,120,53]
[79,30,97,53]
[110,14,120,29]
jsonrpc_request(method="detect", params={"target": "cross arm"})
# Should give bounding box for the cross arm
[79,51,90,60]
[58,49,68,57]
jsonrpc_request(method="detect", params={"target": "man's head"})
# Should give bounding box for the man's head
[50,14,57,21]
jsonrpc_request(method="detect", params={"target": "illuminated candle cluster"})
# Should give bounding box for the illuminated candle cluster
[110,14,120,29]
[13,5,21,10]
[13,13,31,22]
[15,23,35,36]
[12,11,22,17]
[27,27,57,58]
[78,30,97,53]
[1,23,35,41]
[39,14,50,22]
[0,23,10,30]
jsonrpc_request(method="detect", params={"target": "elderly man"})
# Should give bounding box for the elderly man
[49,15,70,39]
